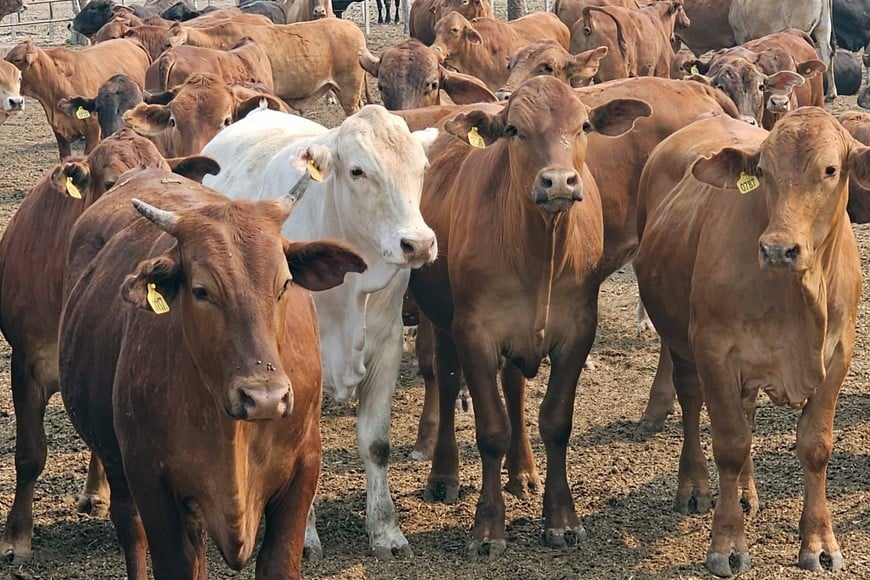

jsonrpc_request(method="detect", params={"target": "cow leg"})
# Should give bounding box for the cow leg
[53,130,71,161]
[502,362,541,500]
[75,452,110,517]
[104,468,149,580]
[795,346,847,572]
[0,354,49,563]
[812,21,837,101]
[410,314,438,461]
[336,83,363,116]
[539,340,592,548]
[738,389,759,519]
[356,331,412,560]
[636,341,676,437]
[393,0,400,23]
[671,352,711,515]
[423,326,462,505]
[303,504,322,560]
[375,0,384,23]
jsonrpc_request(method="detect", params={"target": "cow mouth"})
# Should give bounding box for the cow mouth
[536,196,578,214]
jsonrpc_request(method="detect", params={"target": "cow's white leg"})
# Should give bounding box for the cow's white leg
[356,321,411,560]
[303,503,323,560]
[814,7,836,101]
[636,297,656,333]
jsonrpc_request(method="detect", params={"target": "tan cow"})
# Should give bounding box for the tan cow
[409,0,493,45]
[162,18,368,114]
[0,59,23,124]
[0,130,218,564]
[408,76,650,556]
[282,0,333,22]
[635,109,863,576]
[145,37,274,92]
[59,170,366,578]
[496,42,608,99]
[571,0,690,81]
[430,12,570,90]
[552,0,637,30]
[4,39,150,159]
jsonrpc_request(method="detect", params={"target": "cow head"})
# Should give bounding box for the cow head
[292,106,439,268]
[445,76,651,214]
[5,40,39,73]
[59,73,144,138]
[308,0,331,19]
[438,0,491,21]
[70,0,116,37]
[692,108,870,272]
[360,40,496,110]
[122,173,366,420]
[123,73,286,156]
[431,12,482,65]
[0,59,23,124]
[496,43,608,100]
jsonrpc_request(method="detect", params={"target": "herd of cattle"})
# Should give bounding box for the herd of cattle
[0,0,869,577]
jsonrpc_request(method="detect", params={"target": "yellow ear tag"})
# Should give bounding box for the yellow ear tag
[306,158,323,182]
[146,283,170,314]
[467,126,486,149]
[65,176,82,199]
[690,65,700,75]
[736,172,760,194]
[75,106,91,120]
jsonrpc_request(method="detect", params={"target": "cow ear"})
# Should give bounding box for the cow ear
[143,88,176,105]
[444,109,505,146]
[124,104,172,136]
[687,73,712,86]
[765,70,804,93]
[795,59,826,79]
[567,46,608,87]
[121,248,183,312]
[58,96,97,116]
[283,239,367,292]
[587,98,652,137]
[164,23,186,49]
[848,144,870,190]
[439,67,497,104]
[682,59,709,75]
[412,127,439,154]
[234,95,286,121]
[464,26,483,45]
[50,161,90,199]
[291,144,333,181]
[358,49,381,78]
[167,155,221,182]
[691,144,761,189]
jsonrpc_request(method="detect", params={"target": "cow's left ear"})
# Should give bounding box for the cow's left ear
[291,144,333,182]
[121,247,183,312]
[691,144,761,189]
[444,109,505,146]
[50,161,90,199]
[167,155,221,182]
[765,70,804,93]
[795,59,826,79]
[587,98,652,137]
[463,25,483,45]
[848,144,870,190]
[58,96,97,117]
[143,88,177,105]
[124,104,172,136]
[439,66,498,104]
[234,95,287,121]
[567,46,608,87]
[412,127,439,154]
[283,239,367,291]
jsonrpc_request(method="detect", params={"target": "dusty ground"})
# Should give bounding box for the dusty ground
[2,2,870,579]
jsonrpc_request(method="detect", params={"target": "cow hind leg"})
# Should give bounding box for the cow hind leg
[303,504,322,560]
[410,314,439,461]
[375,0,384,23]
[502,362,541,500]
[670,352,712,515]
[75,452,110,517]
[635,341,676,437]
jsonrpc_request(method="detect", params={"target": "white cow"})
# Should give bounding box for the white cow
[201,105,438,559]
[728,0,836,100]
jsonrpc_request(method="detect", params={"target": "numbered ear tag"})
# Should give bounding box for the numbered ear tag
[146,283,170,314]
[65,176,82,199]
[690,65,700,75]
[736,172,760,194]
[75,106,91,120]
[306,158,323,182]
[467,126,486,148]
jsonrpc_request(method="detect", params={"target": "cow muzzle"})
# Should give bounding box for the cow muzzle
[227,377,293,420]
[394,228,437,268]
[312,7,327,18]
[766,94,790,114]
[4,96,23,112]
[759,237,802,271]
[494,89,512,101]
[533,168,583,213]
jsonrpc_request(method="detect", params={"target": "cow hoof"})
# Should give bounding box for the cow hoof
[373,543,413,560]
[674,489,712,515]
[633,419,665,439]
[504,473,541,500]
[76,493,109,518]
[465,538,506,561]
[799,549,844,572]
[303,545,323,562]
[740,490,758,519]
[1,542,32,566]
[706,551,751,577]
[542,525,587,548]
[456,389,472,413]
[636,318,656,334]
[423,479,459,504]
[407,448,431,461]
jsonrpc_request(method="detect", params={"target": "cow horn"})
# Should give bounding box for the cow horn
[279,172,312,213]
[132,199,180,233]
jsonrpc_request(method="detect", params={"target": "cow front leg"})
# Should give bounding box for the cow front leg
[671,352,711,515]
[104,466,149,580]
[302,504,322,560]
[502,362,541,500]
[75,452,110,517]
[356,335,412,560]
[424,326,462,504]
[796,345,847,572]
[393,0,400,23]
[375,0,384,23]
[636,341,675,437]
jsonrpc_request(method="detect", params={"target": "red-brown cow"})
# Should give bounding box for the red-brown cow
[496,42,608,99]
[408,76,650,556]
[409,0,493,45]
[635,109,864,576]
[0,130,218,564]
[59,171,366,578]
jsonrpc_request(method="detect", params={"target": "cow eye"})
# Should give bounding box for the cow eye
[582,120,593,133]
[541,63,554,74]
[350,167,366,178]
[192,286,209,301]
[223,117,232,127]
[428,81,439,92]
[504,125,518,138]
[758,83,765,91]
[278,278,292,300]
[104,180,116,190]
[169,117,177,128]
[824,165,838,177]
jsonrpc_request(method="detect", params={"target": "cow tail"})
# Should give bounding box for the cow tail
[159,56,174,92]
[583,6,629,62]
[363,73,372,105]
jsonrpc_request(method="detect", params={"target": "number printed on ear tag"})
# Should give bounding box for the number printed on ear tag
[146,283,170,314]
[65,177,82,199]
[467,126,486,149]
[736,172,760,194]
[307,159,323,182]
[75,106,90,120]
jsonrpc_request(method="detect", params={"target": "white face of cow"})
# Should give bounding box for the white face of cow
[295,106,438,269]
[0,61,24,124]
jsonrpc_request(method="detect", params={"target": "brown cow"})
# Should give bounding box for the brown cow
[4,39,150,160]
[0,59,23,124]
[124,73,289,157]
[145,36,274,92]
[359,39,496,110]
[677,0,735,55]
[552,0,637,30]
[408,76,650,556]
[283,0,333,22]
[59,170,366,578]
[634,109,864,576]
[430,12,570,90]
[163,18,368,114]
[838,110,870,223]
[0,130,218,564]
[496,42,608,99]
[409,0,493,45]
[571,0,690,81]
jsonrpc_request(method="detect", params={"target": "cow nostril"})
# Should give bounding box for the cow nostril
[785,246,799,262]
[541,177,553,189]
[238,388,255,410]
[566,173,578,187]
[400,239,415,256]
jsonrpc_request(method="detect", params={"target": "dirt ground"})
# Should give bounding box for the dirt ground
[2,2,870,579]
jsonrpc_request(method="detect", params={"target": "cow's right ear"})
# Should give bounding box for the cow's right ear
[691,144,761,189]
[682,59,709,75]
[359,49,381,77]
[291,144,334,182]
[848,144,870,190]
[567,46,608,87]
[167,155,221,182]
[58,96,97,117]
[121,248,183,312]
[463,26,483,45]
[143,88,177,105]
[444,109,504,146]
[283,239,367,292]
[124,104,172,135]
[440,67,497,104]
[50,161,90,199]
